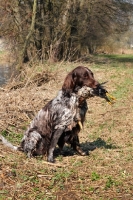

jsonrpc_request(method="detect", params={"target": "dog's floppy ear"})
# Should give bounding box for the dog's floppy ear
[62,72,75,95]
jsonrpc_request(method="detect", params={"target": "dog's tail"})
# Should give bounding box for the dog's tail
[0,134,19,151]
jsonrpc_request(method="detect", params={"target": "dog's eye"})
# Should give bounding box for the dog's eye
[83,73,88,78]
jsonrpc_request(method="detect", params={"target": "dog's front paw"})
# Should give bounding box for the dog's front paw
[81,151,88,156]
[76,146,88,156]
[47,158,54,163]
[79,150,88,156]
[47,156,54,163]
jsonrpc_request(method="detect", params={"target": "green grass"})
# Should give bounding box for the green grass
[91,172,100,181]
[98,54,133,63]
[112,73,133,99]
[1,130,23,145]
[0,50,6,54]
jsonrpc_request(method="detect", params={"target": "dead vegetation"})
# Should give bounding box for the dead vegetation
[0,65,56,134]
[0,60,133,199]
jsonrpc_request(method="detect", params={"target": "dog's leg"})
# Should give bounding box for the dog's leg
[71,135,87,156]
[47,129,64,163]
[57,135,65,154]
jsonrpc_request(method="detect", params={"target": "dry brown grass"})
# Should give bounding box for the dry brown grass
[0,58,133,200]
[0,50,13,66]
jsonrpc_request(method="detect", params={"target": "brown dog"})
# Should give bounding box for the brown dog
[0,66,100,162]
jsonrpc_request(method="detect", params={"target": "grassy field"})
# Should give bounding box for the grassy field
[0,55,133,200]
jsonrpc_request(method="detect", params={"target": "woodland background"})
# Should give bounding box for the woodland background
[0,0,133,66]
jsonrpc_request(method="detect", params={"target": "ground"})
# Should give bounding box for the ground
[0,55,133,200]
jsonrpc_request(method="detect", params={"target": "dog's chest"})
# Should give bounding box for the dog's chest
[52,91,78,129]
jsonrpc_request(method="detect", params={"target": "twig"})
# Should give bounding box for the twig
[37,174,52,178]
[42,161,66,167]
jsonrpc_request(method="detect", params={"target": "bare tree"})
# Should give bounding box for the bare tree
[0,0,132,65]
[20,0,37,65]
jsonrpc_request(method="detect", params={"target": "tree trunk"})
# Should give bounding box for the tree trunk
[19,0,37,66]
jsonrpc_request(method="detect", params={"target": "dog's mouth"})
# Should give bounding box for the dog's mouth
[77,86,94,98]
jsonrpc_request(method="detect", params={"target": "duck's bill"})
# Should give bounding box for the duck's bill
[92,84,116,104]
[105,92,116,104]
